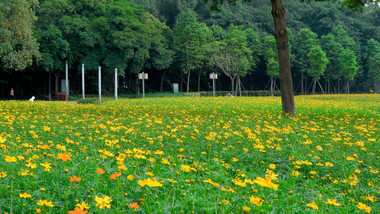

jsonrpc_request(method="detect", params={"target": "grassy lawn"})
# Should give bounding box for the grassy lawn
[0,94,379,213]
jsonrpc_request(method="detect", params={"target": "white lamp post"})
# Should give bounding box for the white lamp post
[209,73,218,97]
[98,66,101,103]
[138,72,148,98]
[115,68,118,101]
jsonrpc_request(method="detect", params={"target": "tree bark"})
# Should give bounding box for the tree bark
[160,69,167,92]
[300,73,304,95]
[186,69,191,92]
[271,0,295,115]
[270,76,274,96]
[54,72,59,93]
[198,69,202,92]
[374,80,379,93]
[230,77,235,94]
[346,80,350,94]
[312,78,317,95]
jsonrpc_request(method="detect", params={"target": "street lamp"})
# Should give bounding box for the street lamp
[209,73,218,97]
[138,72,148,98]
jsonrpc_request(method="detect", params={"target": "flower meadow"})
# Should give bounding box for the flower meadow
[0,95,379,213]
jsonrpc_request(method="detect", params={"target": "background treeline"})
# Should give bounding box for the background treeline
[0,0,379,99]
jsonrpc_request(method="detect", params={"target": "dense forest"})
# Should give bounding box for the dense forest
[0,0,379,99]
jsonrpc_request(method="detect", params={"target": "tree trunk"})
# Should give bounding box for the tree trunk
[180,72,183,92]
[271,0,295,115]
[270,76,274,96]
[186,69,191,92]
[337,79,340,94]
[136,75,140,94]
[198,69,202,92]
[300,73,304,95]
[346,80,350,94]
[230,77,235,94]
[54,72,59,93]
[108,73,113,95]
[374,80,379,93]
[312,78,317,95]
[160,69,167,92]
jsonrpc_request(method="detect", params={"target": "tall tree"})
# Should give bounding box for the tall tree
[366,39,380,93]
[205,0,375,115]
[173,11,204,92]
[339,48,358,94]
[292,28,318,94]
[320,34,343,93]
[0,0,40,71]
[307,45,329,94]
[208,24,252,95]
[263,36,279,96]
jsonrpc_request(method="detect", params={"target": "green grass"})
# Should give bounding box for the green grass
[0,94,379,213]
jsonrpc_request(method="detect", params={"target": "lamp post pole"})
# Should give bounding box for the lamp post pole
[98,66,101,103]
[82,63,85,100]
[142,71,145,99]
[65,60,69,96]
[115,68,118,100]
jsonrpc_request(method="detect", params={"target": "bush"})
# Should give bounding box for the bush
[77,98,100,104]
[199,90,280,97]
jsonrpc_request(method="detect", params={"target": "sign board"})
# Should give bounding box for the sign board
[173,83,179,93]
[61,79,69,92]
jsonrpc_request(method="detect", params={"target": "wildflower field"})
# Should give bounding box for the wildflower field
[0,95,379,213]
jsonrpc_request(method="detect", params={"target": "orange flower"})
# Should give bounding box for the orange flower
[57,153,72,161]
[96,168,105,174]
[68,207,88,214]
[139,198,144,202]
[129,202,140,210]
[109,172,122,180]
[70,175,81,183]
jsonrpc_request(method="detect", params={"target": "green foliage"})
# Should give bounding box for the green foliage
[263,36,279,78]
[339,48,358,81]
[320,34,343,80]
[0,0,40,71]
[292,28,318,74]
[307,45,329,79]
[367,39,380,81]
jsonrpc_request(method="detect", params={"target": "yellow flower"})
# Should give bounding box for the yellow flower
[0,172,7,178]
[354,169,361,174]
[43,126,51,131]
[366,195,376,202]
[324,199,341,206]
[356,202,371,213]
[370,169,378,174]
[309,171,317,175]
[291,171,300,176]
[0,136,6,143]
[75,201,90,210]
[161,158,170,165]
[127,175,135,180]
[269,164,276,169]
[181,164,191,172]
[232,157,239,162]
[37,199,54,207]
[26,162,37,169]
[253,176,278,190]
[95,195,112,209]
[306,201,318,210]
[146,171,154,176]
[5,156,17,162]
[249,196,263,206]
[138,177,163,187]
[19,192,32,198]
[242,206,251,213]
[325,162,334,167]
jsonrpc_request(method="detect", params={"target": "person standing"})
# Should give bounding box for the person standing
[10,88,14,100]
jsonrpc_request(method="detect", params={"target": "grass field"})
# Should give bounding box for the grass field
[0,94,379,213]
